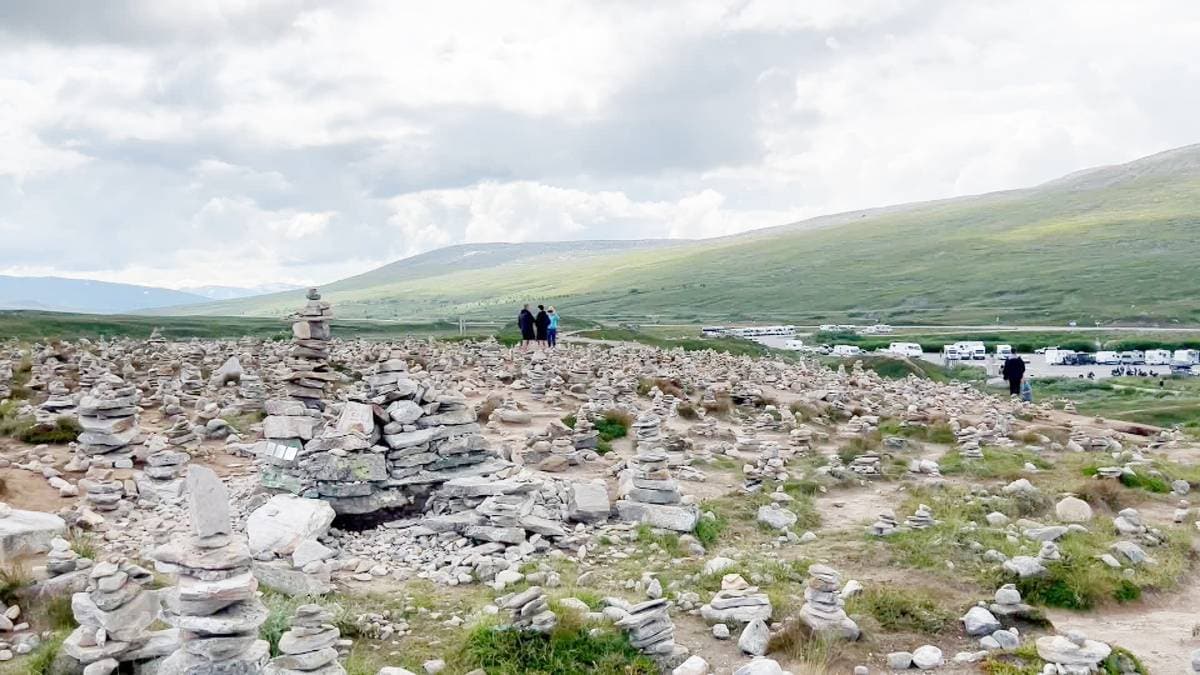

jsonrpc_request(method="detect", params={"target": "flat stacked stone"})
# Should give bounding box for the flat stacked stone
[616,446,698,532]
[699,574,772,624]
[526,364,547,399]
[46,536,85,576]
[154,467,270,674]
[263,604,346,675]
[798,564,860,641]
[136,449,191,501]
[286,288,336,410]
[868,509,899,536]
[496,586,557,634]
[615,598,679,656]
[63,557,177,668]
[164,415,200,448]
[988,584,1036,620]
[38,379,78,424]
[632,412,663,448]
[905,504,936,529]
[76,380,141,459]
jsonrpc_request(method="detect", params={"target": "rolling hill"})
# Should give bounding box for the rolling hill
[0,275,208,314]
[163,144,1200,326]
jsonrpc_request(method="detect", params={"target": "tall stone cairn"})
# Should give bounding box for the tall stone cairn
[286,288,335,410]
[153,466,270,674]
[76,378,141,460]
[263,604,347,675]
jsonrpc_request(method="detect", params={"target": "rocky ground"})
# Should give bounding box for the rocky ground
[0,313,1197,674]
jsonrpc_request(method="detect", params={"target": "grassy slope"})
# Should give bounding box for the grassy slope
[165,146,1200,325]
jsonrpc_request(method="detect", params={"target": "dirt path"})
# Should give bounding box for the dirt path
[1045,575,1200,673]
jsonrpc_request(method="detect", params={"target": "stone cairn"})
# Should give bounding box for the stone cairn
[699,573,772,624]
[63,557,174,669]
[136,449,191,502]
[76,379,141,464]
[46,536,88,577]
[632,412,663,448]
[904,504,936,530]
[263,604,347,675]
[154,466,270,673]
[868,509,900,536]
[496,586,557,634]
[286,289,335,408]
[798,564,860,641]
[615,444,698,533]
[614,598,679,657]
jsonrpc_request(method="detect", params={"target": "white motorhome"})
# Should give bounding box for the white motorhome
[886,342,923,357]
[952,341,987,360]
[1173,349,1200,365]
[1119,351,1146,365]
[1094,351,1120,365]
[832,344,863,357]
[1044,348,1075,366]
[942,345,962,361]
[1146,349,1172,365]
[995,344,1014,358]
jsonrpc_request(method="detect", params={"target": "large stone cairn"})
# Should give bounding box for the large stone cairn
[286,288,335,409]
[699,573,772,624]
[615,444,698,533]
[39,378,78,423]
[496,586,557,634]
[76,378,141,461]
[154,466,270,674]
[263,604,346,675]
[63,557,175,668]
[632,412,663,448]
[137,449,192,502]
[798,564,860,641]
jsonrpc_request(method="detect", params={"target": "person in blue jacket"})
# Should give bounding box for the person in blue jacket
[547,306,560,348]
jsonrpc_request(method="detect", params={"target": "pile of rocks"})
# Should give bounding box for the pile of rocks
[62,557,175,669]
[285,288,336,409]
[263,604,347,675]
[46,536,88,577]
[246,494,337,597]
[496,586,557,633]
[904,504,936,529]
[1035,631,1112,674]
[136,449,191,501]
[76,379,141,461]
[154,467,270,673]
[798,564,859,641]
[868,509,899,536]
[614,598,680,657]
[699,574,772,624]
[615,446,698,532]
[632,412,664,448]
[988,584,1036,621]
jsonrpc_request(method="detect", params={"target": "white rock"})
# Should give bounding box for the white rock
[246,494,335,557]
[912,645,943,669]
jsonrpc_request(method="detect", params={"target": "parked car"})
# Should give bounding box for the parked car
[1063,353,1096,366]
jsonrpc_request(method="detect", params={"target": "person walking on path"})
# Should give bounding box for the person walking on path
[547,306,560,348]
[517,304,536,349]
[534,305,550,346]
[1001,354,1026,396]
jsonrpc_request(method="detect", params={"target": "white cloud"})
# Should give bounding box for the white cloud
[1,0,1198,288]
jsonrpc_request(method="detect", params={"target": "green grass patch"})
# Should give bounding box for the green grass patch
[1081,465,1171,494]
[845,587,956,635]
[451,616,658,675]
[693,508,727,547]
[18,415,82,444]
[939,447,1052,480]
[594,411,630,442]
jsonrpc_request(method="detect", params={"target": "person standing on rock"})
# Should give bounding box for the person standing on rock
[535,304,550,347]
[518,304,536,349]
[547,306,560,348]
[1001,354,1026,396]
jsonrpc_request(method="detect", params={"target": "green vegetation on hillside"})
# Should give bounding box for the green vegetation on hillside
[1024,377,1200,431]
[162,147,1200,326]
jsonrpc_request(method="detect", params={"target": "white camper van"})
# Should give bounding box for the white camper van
[995,344,1014,358]
[952,341,987,360]
[1044,348,1075,366]
[832,345,862,357]
[1146,349,1172,365]
[942,345,961,362]
[1173,349,1200,365]
[887,342,923,357]
[1094,351,1120,365]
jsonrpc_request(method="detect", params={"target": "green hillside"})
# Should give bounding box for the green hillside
[165,144,1200,326]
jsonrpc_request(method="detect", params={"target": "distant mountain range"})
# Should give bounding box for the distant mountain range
[0,276,302,314]
[159,143,1200,326]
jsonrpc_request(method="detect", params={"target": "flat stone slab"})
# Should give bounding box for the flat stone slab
[0,507,66,561]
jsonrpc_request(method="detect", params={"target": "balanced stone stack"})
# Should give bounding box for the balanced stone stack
[989,584,1036,621]
[616,446,698,532]
[572,413,599,451]
[137,450,191,501]
[959,438,984,460]
[164,414,201,449]
[46,536,86,576]
[496,586,557,633]
[798,564,860,641]
[905,504,936,530]
[632,412,664,449]
[868,509,900,537]
[76,380,141,460]
[63,557,175,668]
[0,359,10,399]
[526,364,547,399]
[83,470,126,513]
[263,604,346,675]
[286,288,336,410]
[39,379,78,423]
[699,574,772,624]
[615,598,679,657]
[154,467,270,674]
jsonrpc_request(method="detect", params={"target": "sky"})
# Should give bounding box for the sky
[2,0,1199,290]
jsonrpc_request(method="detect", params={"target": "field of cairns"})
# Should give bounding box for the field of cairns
[1,287,1198,675]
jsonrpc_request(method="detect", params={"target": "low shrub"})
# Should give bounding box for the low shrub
[845,587,956,635]
[18,416,81,444]
[452,616,658,675]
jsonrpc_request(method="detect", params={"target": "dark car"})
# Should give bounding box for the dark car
[1064,353,1096,366]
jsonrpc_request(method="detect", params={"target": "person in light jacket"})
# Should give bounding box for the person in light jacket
[547,306,560,348]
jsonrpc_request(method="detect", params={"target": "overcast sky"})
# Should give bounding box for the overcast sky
[2,0,1198,289]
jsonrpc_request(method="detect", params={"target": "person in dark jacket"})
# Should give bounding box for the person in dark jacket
[517,305,536,349]
[534,305,550,346]
[1001,355,1026,396]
